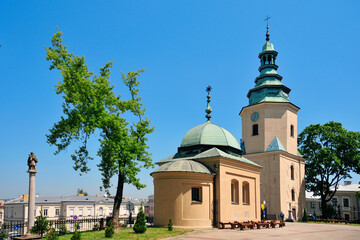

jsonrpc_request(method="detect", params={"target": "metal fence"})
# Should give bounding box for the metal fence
[1,216,136,238]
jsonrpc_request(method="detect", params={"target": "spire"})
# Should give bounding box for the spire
[245,23,292,106]
[205,86,212,121]
[264,16,271,42]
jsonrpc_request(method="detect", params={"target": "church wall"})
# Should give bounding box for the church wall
[152,172,213,228]
[217,160,261,223]
[244,153,281,217]
[279,153,305,220]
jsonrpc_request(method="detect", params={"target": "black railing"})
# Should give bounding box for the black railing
[1,221,27,237]
[1,216,136,238]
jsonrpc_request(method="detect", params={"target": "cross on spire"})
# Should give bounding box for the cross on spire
[264,16,271,42]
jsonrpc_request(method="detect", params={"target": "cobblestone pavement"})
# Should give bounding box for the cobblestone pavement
[163,222,360,240]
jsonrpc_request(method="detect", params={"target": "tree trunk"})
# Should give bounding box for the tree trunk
[112,173,124,229]
[321,197,327,219]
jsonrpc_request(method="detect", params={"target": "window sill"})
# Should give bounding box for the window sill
[191,201,202,204]
[242,203,250,205]
[232,202,239,205]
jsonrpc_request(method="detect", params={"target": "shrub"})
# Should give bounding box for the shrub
[71,223,81,240]
[59,226,67,236]
[168,218,173,231]
[46,228,58,240]
[0,229,7,240]
[302,208,309,222]
[71,231,81,240]
[313,211,317,219]
[105,220,115,238]
[30,207,50,238]
[133,205,147,234]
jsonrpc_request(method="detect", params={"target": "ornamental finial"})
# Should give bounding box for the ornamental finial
[264,16,271,42]
[205,86,212,121]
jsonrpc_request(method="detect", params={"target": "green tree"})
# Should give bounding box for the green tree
[45,28,154,228]
[30,207,50,238]
[298,121,360,218]
[133,205,147,234]
[356,191,360,200]
[76,188,88,196]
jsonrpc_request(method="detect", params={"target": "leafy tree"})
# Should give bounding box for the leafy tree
[105,220,115,238]
[133,205,146,234]
[298,121,360,218]
[356,191,360,200]
[30,207,50,238]
[77,188,88,196]
[45,28,154,228]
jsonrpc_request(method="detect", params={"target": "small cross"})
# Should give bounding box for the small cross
[264,16,271,25]
[206,85,212,95]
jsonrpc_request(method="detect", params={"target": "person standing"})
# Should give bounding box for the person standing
[280,211,285,222]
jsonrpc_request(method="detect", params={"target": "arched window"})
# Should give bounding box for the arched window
[291,189,295,201]
[242,181,250,205]
[291,165,294,180]
[99,207,103,216]
[231,180,239,204]
[290,125,294,137]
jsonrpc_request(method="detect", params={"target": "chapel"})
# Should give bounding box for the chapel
[151,25,305,228]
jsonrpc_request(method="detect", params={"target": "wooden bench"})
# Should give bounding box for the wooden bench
[269,220,285,228]
[238,222,255,230]
[255,221,270,229]
[219,222,237,229]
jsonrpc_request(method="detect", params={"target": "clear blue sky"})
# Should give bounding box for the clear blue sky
[1,0,359,199]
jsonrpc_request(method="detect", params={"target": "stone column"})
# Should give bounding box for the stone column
[26,152,38,235]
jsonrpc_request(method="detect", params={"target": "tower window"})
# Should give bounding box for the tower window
[290,165,294,180]
[252,124,258,136]
[191,187,202,203]
[242,181,250,205]
[231,180,239,204]
[291,189,295,201]
[290,125,294,137]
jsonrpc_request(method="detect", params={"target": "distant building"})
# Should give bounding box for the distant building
[4,194,141,231]
[0,200,4,226]
[143,194,154,222]
[306,181,360,220]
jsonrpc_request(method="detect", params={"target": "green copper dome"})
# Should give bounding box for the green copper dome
[151,159,214,175]
[262,42,274,51]
[180,121,241,150]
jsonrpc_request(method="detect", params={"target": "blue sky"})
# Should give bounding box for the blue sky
[1,0,359,199]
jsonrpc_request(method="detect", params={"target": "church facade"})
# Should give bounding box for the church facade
[151,26,305,228]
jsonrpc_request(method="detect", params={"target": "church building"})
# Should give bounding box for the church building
[151,26,305,228]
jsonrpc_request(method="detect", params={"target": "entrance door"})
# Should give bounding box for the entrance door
[292,208,297,220]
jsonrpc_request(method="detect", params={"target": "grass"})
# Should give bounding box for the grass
[58,227,193,240]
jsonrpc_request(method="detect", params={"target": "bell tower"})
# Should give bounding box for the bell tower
[240,24,305,220]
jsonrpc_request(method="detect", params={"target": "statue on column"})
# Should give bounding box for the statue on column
[27,152,38,172]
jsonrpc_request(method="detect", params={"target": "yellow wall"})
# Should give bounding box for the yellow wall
[153,172,213,228]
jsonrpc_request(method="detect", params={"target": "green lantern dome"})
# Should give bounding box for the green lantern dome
[180,121,241,150]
